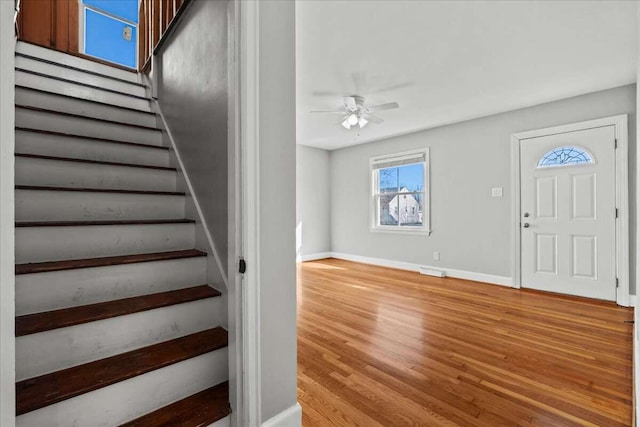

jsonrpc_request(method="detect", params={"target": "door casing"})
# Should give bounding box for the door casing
[511,115,630,306]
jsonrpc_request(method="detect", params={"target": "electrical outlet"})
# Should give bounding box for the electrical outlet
[433,252,440,261]
[492,187,503,197]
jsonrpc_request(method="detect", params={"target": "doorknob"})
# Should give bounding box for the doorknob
[523,223,530,228]
[523,212,530,218]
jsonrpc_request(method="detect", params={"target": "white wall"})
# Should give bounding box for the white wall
[156,0,229,277]
[296,145,331,259]
[330,85,637,292]
[0,1,15,424]
[258,0,299,424]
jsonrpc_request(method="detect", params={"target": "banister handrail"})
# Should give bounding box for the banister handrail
[138,0,191,72]
[14,0,21,38]
[14,0,21,23]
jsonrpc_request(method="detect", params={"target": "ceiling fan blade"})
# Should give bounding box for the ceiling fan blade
[344,96,357,110]
[310,110,347,114]
[363,113,384,124]
[367,82,413,95]
[339,115,351,129]
[366,102,399,112]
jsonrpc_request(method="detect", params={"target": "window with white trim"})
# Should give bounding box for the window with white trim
[371,149,429,233]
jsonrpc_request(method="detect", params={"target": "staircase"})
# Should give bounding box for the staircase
[13,42,231,426]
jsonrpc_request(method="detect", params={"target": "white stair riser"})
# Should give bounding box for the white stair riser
[208,417,231,427]
[16,70,151,112]
[16,350,229,427]
[16,190,185,221]
[17,42,142,84]
[16,257,207,315]
[16,223,195,263]
[16,157,176,192]
[16,87,158,127]
[16,297,221,380]
[16,130,170,167]
[16,108,161,146]
[16,56,147,97]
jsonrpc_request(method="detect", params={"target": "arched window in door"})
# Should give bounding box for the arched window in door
[537,146,594,168]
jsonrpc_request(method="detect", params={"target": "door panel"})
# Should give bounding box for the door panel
[572,235,597,279]
[17,0,79,54]
[535,176,557,219]
[571,174,596,219]
[520,126,616,301]
[535,234,557,274]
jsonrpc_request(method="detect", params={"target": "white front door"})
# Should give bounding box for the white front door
[520,125,616,301]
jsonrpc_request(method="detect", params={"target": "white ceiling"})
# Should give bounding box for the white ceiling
[296,1,638,150]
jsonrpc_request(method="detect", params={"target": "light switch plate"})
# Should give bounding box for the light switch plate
[492,187,503,197]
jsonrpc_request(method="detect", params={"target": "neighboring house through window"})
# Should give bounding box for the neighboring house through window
[370,148,429,233]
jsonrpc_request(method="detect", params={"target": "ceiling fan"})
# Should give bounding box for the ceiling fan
[310,95,399,130]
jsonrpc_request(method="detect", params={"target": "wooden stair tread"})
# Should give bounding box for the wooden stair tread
[16,185,184,196]
[16,105,160,131]
[16,249,207,275]
[16,219,195,227]
[16,153,175,172]
[16,285,221,336]
[15,127,167,150]
[16,328,229,415]
[121,382,231,427]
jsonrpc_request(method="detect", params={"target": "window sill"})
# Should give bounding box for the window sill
[370,227,431,236]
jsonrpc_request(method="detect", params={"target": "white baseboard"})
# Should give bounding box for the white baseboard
[630,295,637,307]
[262,403,302,427]
[299,252,332,262]
[329,252,513,287]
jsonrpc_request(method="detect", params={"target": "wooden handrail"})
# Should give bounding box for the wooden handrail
[138,0,190,72]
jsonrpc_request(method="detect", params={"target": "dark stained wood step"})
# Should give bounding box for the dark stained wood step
[16,185,184,196]
[16,285,221,336]
[16,249,207,275]
[15,127,167,150]
[121,382,231,426]
[15,68,149,100]
[16,105,160,131]
[16,219,194,227]
[16,328,228,415]
[16,153,175,172]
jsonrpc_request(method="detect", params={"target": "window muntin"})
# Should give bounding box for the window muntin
[371,149,429,233]
[537,146,594,168]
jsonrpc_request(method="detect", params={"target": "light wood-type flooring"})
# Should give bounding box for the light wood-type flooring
[297,258,633,426]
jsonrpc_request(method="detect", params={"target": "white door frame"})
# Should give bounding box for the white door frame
[238,0,261,426]
[510,115,630,306]
[0,2,16,425]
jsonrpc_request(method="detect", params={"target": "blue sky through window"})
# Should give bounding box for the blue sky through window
[83,0,138,68]
[379,163,424,192]
[83,0,139,23]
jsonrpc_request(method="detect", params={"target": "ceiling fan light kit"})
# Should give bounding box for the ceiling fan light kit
[312,95,400,130]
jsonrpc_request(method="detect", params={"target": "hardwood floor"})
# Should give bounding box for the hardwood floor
[297,259,633,427]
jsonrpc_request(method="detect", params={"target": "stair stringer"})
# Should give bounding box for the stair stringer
[152,100,229,329]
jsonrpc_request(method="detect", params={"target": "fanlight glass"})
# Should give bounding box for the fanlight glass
[537,146,594,168]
